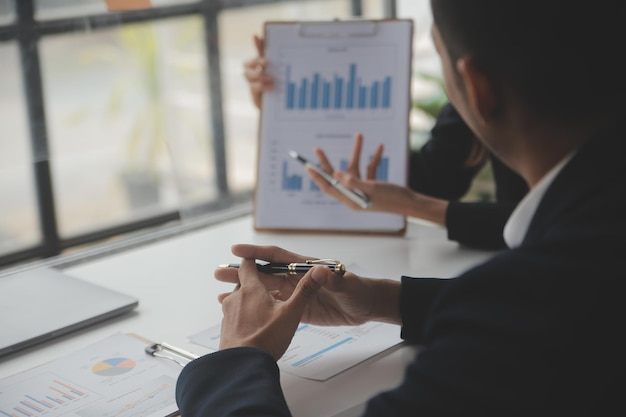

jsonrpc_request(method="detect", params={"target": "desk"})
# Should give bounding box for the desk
[0,215,494,417]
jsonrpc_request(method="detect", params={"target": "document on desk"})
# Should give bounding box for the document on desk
[253,19,413,234]
[191,322,402,381]
[0,333,181,417]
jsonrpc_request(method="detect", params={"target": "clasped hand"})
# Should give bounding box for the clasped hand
[214,244,384,361]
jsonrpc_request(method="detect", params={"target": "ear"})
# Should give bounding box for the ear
[456,57,501,123]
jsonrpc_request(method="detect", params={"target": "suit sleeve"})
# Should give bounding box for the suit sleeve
[399,276,452,343]
[176,347,292,417]
[443,155,527,250]
[174,278,453,417]
[408,103,484,200]
[445,201,517,249]
[410,103,528,251]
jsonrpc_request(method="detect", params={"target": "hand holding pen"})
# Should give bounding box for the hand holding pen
[291,132,386,211]
[219,258,346,276]
[214,244,376,329]
[289,151,371,209]
[216,246,331,360]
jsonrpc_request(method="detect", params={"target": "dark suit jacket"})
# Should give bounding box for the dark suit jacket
[410,103,528,249]
[176,121,626,416]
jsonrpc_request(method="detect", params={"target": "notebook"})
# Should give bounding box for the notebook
[0,266,139,358]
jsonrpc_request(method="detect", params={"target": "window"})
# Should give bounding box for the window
[0,42,40,258]
[0,0,398,268]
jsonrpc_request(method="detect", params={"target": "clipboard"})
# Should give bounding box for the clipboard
[253,18,414,235]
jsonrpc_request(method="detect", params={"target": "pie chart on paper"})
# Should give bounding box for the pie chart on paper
[91,357,136,376]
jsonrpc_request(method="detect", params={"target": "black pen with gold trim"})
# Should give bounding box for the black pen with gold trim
[218,259,346,276]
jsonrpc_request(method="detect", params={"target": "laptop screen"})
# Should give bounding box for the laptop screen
[0,266,138,358]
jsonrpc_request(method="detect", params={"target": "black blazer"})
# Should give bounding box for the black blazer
[410,103,528,249]
[176,120,626,416]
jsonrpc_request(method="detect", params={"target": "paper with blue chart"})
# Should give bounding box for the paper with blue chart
[254,19,413,234]
[191,321,402,381]
[0,333,181,417]
[189,263,404,381]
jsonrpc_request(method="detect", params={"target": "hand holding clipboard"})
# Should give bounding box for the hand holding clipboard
[254,18,413,234]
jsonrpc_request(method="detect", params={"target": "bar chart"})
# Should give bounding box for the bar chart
[0,375,92,417]
[273,45,399,120]
[255,20,410,231]
[0,334,181,417]
[281,156,388,192]
[285,63,392,111]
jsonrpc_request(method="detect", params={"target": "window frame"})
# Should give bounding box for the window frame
[0,0,396,268]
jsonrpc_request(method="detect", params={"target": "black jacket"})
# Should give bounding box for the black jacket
[410,103,528,249]
[176,120,626,416]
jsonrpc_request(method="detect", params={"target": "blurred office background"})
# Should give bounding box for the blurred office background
[0,0,491,268]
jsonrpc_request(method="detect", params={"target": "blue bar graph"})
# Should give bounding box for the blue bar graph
[282,161,303,191]
[322,82,331,108]
[371,81,379,108]
[282,156,389,193]
[311,74,320,109]
[286,66,295,108]
[339,156,389,181]
[298,79,308,109]
[376,156,389,181]
[285,63,392,111]
[382,77,391,108]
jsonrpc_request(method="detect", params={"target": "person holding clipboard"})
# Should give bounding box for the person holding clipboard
[176,1,626,415]
[253,19,413,235]
[244,34,527,249]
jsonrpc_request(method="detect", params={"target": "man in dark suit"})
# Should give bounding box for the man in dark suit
[176,0,626,415]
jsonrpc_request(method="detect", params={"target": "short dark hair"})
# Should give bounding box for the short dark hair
[430,0,625,123]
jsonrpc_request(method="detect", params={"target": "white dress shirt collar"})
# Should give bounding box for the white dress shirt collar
[503,153,575,248]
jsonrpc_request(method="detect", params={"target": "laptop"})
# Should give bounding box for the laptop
[0,266,139,358]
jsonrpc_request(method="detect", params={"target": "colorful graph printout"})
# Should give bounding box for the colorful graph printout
[0,333,182,417]
[254,19,412,234]
[91,357,136,376]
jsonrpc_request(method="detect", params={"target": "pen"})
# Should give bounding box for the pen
[288,150,371,209]
[219,259,346,276]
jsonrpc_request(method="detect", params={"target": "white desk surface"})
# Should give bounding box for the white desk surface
[0,215,495,417]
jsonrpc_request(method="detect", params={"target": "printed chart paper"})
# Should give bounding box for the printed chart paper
[254,19,413,233]
[0,333,181,417]
[191,322,403,381]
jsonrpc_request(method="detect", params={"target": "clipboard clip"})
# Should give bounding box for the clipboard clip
[297,20,378,38]
[145,342,199,367]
